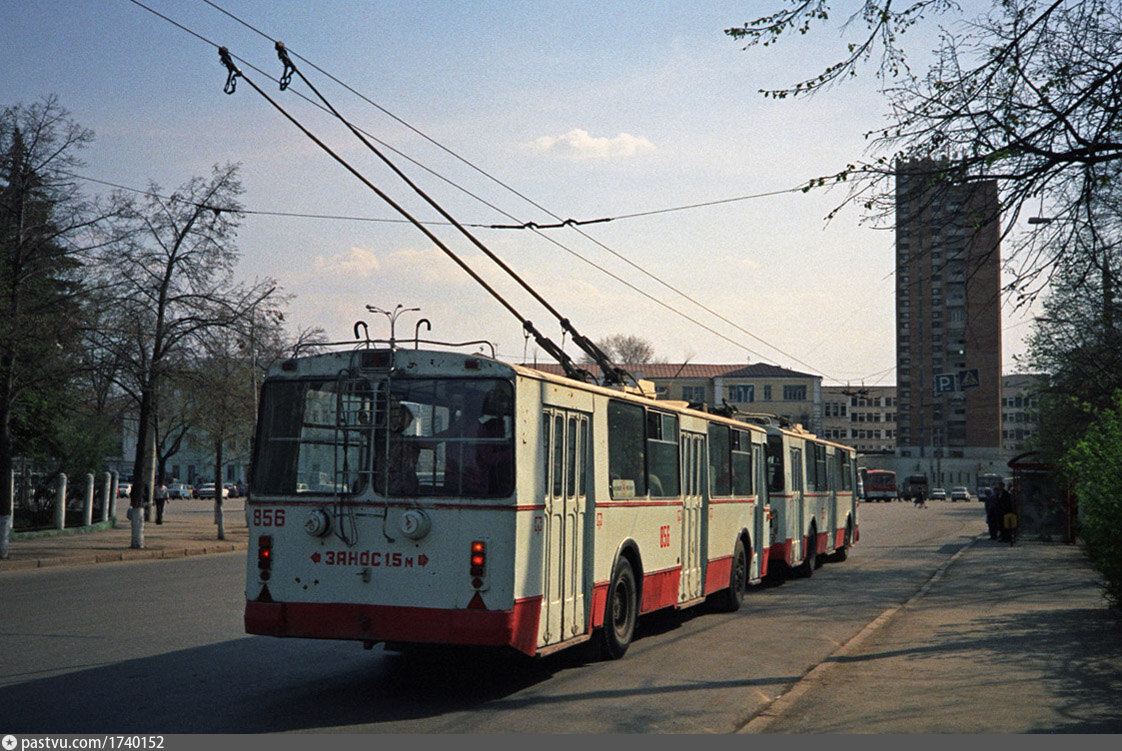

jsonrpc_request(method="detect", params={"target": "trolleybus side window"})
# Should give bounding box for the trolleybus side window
[646,411,680,498]
[811,443,828,491]
[731,429,753,496]
[766,434,785,493]
[607,401,646,498]
[835,450,853,491]
[552,414,564,497]
[708,424,732,497]
[567,415,578,498]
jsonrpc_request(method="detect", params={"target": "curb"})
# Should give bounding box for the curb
[11,517,119,539]
[736,534,981,734]
[0,541,248,572]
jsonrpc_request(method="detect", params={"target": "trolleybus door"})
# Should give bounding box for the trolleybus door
[753,444,768,579]
[679,432,705,603]
[540,409,588,646]
[827,449,838,546]
[790,447,804,562]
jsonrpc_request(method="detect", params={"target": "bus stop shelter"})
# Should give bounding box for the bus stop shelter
[1008,451,1077,543]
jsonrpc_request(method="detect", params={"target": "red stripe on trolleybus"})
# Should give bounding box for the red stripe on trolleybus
[245,596,543,656]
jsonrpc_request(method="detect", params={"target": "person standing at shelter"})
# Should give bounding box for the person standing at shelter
[982,486,1000,539]
[994,481,1014,542]
[153,480,169,525]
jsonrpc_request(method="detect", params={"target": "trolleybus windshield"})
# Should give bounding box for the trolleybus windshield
[252,376,514,498]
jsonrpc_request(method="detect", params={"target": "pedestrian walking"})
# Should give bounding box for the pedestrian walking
[153,480,169,525]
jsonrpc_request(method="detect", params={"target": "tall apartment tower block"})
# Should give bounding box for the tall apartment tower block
[895,162,1003,460]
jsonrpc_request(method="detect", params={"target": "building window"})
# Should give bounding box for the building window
[728,384,755,403]
[681,385,705,403]
[763,385,772,400]
[783,385,807,401]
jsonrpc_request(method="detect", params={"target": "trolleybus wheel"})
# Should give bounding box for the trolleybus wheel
[833,520,853,562]
[794,524,817,578]
[600,558,637,660]
[715,538,748,612]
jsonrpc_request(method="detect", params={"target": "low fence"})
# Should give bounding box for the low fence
[10,470,120,533]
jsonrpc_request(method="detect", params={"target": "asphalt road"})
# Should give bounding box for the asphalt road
[0,500,983,733]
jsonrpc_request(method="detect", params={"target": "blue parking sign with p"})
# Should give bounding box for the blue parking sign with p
[934,373,956,394]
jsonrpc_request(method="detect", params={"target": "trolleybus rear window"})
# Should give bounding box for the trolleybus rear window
[252,376,514,498]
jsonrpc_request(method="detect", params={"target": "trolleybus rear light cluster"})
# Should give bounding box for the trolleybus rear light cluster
[257,535,273,580]
[470,540,486,586]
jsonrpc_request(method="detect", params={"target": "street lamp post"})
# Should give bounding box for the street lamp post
[366,304,420,346]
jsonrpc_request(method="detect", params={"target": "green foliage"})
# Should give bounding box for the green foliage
[1062,391,1122,608]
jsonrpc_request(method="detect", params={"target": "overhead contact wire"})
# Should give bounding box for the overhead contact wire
[197,0,816,371]
[272,42,627,385]
[216,46,593,382]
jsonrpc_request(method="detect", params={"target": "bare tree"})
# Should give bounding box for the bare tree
[727,0,1122,302]
[93,163,276,548]
[584,334,656,368]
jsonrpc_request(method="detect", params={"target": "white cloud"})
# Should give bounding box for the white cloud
[313,246,382,277]
[526,128,655,159]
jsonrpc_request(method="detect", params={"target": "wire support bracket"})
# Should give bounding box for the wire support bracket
[218,46,241,94]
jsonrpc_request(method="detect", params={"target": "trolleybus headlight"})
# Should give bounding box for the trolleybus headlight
[305,508,331,537]
[400,509,431,540]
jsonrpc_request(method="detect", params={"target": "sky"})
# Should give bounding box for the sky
[3,0,1041,386]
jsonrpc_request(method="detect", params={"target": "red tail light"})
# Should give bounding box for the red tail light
[258,535,273,580]
[470,540,485,577]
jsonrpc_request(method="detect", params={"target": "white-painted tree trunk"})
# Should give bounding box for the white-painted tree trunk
[0,514,11,559]
[130,505,145,548]
[214,498,226,540]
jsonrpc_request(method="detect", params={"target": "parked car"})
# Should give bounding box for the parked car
[167,483,192,499]
[930,487,947,501]
[117,481,132,498]
[225,483,241,498]
[194,483,229,499]
[950,486,971,502]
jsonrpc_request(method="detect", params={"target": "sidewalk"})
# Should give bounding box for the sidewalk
[744,536,1122,734]
[0,502,248,572]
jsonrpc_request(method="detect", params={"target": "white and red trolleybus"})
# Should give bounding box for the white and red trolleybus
[862,469,898,502]
[244,344,802,659]
[763,423,860,577]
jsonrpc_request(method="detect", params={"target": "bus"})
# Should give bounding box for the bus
[900,474,929,502]
[763,423,860,575]
[243,343,858,659]
[977,473,1003,497]
[862,469,898,502]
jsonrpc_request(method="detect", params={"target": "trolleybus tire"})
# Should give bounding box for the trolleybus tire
[833,520,853,562]
[714,538,748,612]
[794,524,817,578]
[599,558,637,660]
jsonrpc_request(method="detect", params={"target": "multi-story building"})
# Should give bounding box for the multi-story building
[1001,373,1043,455]
[895,161,1003,463]
[821,385,897,454]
